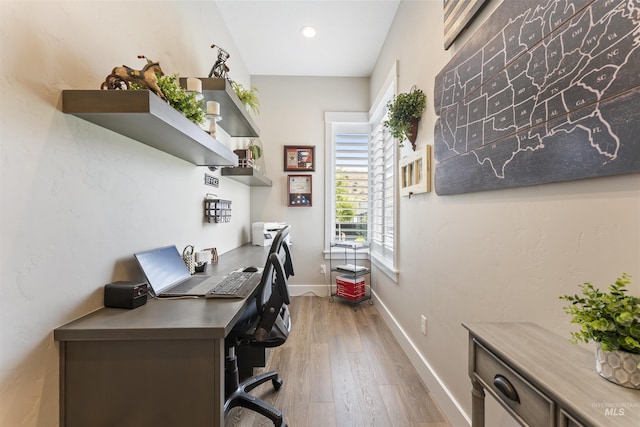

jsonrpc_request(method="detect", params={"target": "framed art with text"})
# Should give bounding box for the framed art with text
[284,145,315,171]
[287,174,312,207]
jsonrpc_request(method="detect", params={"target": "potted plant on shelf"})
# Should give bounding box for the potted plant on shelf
[131,74,205,125]
[560,273,640,389]
[231,81,260,115]
[383,86,427,151]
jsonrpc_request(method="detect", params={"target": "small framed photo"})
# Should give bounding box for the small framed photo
[284,145,315,171]
[287,174,312,207]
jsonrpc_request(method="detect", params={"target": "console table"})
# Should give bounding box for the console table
[463,322,640,427]
[54,244,271,427]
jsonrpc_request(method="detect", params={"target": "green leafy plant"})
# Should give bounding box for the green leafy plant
[560,273,640,355]
[383,86,427,146]
[131,74,204,124]
[231,81,260,115]
[248,141,262,160]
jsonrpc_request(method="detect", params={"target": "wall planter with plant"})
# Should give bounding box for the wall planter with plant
[383,86,427,151]
[560,273,640,389]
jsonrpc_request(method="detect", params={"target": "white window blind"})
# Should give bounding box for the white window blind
[335,132,369,242]
[369,113,395,265]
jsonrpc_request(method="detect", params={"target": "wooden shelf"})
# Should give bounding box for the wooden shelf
[221,167,272,187]
[179,78,260,137]
[62,90,238,167]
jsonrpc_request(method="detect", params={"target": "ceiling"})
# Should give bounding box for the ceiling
[214,0,401,77]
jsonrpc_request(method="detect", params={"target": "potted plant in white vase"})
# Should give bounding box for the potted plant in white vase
[560,273,640,389]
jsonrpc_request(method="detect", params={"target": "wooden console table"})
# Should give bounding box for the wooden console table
[463,322,640,426]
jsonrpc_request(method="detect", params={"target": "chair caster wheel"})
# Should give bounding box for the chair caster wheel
[272,378,283,390]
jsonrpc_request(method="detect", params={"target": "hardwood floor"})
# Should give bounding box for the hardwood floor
[225,296,451,427]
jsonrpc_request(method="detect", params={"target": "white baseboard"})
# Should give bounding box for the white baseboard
[370,291,471,426]
[289,284,328,297]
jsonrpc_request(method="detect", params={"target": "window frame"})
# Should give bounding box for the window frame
[367,65,399,281]
[324,112,370,260]
[324,63,398,281]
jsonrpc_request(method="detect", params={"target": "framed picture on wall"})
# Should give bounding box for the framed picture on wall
[284,145,315,171]
[287,174,312,207]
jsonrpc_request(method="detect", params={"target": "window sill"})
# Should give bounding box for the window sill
[370,254,398,283]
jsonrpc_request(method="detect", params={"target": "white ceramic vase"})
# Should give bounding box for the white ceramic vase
[595,343,640,389]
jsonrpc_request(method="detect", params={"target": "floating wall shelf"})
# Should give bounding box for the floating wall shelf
[61,90,238,167]
[179,78,260,137]
[221,167,272,187]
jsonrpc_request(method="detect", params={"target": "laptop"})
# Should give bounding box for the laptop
[134,245,259,298]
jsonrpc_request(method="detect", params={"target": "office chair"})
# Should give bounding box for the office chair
[269,225,293,279]
[269,228,294,344]
[224,250,291,427]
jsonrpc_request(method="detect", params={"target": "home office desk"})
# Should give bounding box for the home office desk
[54,244,271,427]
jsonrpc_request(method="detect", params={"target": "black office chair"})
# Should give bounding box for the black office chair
[269,228,294,344]
[224,250,291,427]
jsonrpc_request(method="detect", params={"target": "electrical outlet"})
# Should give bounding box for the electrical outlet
[421,315,427,336]
[320,264,326,274]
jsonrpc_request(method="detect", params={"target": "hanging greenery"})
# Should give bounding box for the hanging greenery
[383,86,427,148]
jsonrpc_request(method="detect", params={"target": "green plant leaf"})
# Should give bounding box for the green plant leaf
[560,273,640,354]
[131,74,204,124]
[383,87,426,145]
[231,81,260,115]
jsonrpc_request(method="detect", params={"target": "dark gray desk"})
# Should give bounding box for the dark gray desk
[54,244,271,427]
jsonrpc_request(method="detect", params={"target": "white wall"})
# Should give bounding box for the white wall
[249,75,370,294]
[370,1,640,426]
[0,1,253,425]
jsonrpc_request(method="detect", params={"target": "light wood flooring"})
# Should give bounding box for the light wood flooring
[225,296,451,427]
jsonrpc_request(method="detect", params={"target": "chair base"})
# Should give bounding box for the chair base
[224,354,286,427]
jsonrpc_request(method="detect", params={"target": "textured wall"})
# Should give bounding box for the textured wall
[250,75,370,294]
[0,2,251,425]
[370,1,640,425]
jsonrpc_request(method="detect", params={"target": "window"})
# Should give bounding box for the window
[325,63,398,280]
[325,113,370,247]
[335,132,369,242]
[368,74,397,278]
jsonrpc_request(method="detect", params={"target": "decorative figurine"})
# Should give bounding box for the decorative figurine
[101,55,166,101]
[208,44,230,80]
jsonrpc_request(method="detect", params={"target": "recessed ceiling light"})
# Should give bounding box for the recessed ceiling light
[300,26,317,38]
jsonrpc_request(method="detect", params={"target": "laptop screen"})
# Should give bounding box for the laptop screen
[134,245,191,294]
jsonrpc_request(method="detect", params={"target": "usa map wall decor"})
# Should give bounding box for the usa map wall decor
[433,0,640,195]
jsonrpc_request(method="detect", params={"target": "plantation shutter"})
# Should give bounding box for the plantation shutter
[334,133,369,242]
[369,111,395,264]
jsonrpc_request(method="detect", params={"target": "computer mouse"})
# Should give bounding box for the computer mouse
[243,266,259,273]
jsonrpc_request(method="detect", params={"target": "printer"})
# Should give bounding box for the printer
[252,222,291,246]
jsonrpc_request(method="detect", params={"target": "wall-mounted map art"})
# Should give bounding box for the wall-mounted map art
[433,0,640,195]
[444,0,490,50]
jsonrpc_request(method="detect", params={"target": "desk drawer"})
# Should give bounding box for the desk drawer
[559,410,586,427]
[472,339,554,426]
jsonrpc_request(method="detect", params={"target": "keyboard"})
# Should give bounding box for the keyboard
[206,271,261,298]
